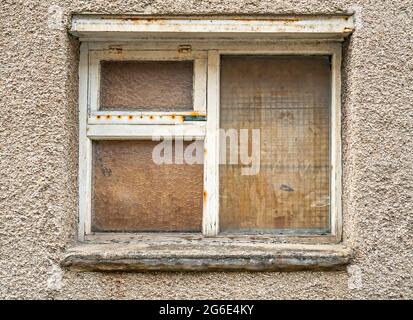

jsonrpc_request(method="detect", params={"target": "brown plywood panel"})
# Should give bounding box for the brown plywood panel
[219,56,331,233]
[92,140,203,232]
[100,60,193,111]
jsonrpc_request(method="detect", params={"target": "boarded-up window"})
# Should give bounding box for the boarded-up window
[92,140,203,232]
[219,56,331,233]
[100,61,194,111]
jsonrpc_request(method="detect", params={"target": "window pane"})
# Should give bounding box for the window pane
[219,56,331,233]
[92,140,203,232]
[100,61,193,111]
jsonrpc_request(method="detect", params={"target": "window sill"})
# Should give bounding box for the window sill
[61,238,352,272]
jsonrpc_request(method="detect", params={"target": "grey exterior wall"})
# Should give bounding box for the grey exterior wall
[0,0,412,299]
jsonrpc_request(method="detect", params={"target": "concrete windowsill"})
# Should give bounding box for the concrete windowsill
[61,239,352,272]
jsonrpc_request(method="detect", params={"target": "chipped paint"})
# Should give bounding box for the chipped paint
[70,15,355,40]
[178,44,192,53]
[343,27,354,33]
[88,112,205,125]
[183,115,206,121]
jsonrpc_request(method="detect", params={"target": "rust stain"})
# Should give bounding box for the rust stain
[178,116,184,123]
[96,115,101,119]
[128,17,167,25]
[149,115,154,120]
[203,191,207,204]
[178,45,192,54]
[343,27,354,33]
[128,115,133,120]
[109,47,123,54]
[106,115,112,120]
[284,17,300,22]
[190,111,206,117]
[117,115,122,119]
[240,17,300,22]
[204,148,207,156]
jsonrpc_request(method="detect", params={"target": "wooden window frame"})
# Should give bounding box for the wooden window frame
[88,49,207,121]
[78,41,342,244]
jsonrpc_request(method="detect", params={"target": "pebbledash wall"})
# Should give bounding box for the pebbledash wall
[0,0,412,299]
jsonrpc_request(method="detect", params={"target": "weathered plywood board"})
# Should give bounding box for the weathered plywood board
[92,140,204,232]
[100,60,193,111]
[219,55,331,233]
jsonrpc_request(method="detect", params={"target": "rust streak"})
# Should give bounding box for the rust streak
[190,111,206,117]
[343,27,354,33]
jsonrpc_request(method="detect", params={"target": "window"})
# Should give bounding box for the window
[76,18,347,244]
[80,48,207,236]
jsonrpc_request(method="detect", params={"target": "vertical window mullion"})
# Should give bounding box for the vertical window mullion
[330,47,342,239]
[88,51,100,114]
[203,50,220,236]
[193,58,207,114]
[78,42,92,240]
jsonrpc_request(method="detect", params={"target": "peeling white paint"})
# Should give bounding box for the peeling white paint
[347,5,363,30]
[47,5,64,30]
[69,15,355,40]
[347,265,363,290]
[47,264,63,291]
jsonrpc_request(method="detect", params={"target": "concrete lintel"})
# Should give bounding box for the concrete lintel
[69,15,355,41]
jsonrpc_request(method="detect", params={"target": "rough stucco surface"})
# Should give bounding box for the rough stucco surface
[0,0,412,299]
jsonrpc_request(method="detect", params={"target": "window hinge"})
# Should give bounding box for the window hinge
[109,46,123,54]
[178,45,192,54]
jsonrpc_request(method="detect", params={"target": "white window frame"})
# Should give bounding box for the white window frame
[88,49,207,122]
[75,19,349,244]
[79,45,207,238]
[203,43,342,240]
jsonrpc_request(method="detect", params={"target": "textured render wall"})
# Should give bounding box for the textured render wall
[0,0,412,299]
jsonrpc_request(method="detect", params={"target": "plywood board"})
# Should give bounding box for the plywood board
[92,140,204,232]
[219,55,331,233]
